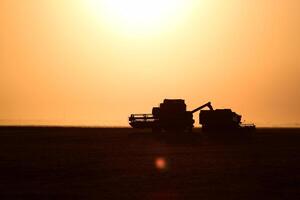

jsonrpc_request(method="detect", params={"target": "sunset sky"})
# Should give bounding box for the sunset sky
[0,0,299,126]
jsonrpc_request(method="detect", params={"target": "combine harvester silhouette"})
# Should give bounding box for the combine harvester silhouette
[129,99,255,134]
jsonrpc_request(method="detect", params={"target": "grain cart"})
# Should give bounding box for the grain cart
[200,109,255,132]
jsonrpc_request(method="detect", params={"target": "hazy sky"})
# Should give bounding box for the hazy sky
[1,0,299,126]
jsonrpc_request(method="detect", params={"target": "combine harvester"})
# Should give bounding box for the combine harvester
[129,99,255,134]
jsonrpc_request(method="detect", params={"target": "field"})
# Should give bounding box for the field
[0,127,300,199]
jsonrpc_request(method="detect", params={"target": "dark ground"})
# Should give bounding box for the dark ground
[0,127,299,199]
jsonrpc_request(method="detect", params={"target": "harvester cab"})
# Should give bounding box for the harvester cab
[154,99,194,132]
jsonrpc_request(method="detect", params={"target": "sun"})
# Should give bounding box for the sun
[87,0,188,35]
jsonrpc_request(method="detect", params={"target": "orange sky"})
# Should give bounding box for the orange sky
[0,0,299,127]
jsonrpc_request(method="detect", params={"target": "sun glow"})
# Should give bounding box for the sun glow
[87,0,188,35]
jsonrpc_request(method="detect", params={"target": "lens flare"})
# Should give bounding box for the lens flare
[155,157,167,171]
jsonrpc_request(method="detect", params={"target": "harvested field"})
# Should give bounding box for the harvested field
[0,127,299,199]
